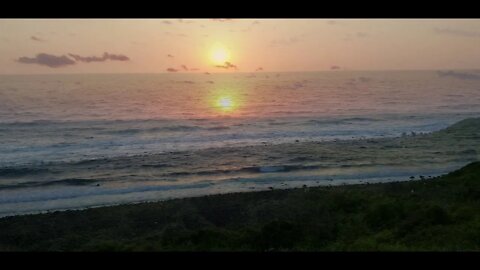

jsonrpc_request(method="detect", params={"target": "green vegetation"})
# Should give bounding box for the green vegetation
[1,162,480,251]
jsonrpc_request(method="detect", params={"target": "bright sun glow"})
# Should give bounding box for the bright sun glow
[210,46,230,65]
[217,97,234,111]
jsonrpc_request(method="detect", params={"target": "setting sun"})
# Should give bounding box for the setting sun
[210,46,230,65]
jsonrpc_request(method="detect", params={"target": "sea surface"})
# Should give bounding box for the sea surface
[1,70,480,217]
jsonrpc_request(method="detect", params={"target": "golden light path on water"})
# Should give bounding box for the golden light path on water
[217,97,234,111]
[208,86,243,116]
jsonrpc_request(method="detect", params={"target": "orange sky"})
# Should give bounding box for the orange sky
[1,19,480,74]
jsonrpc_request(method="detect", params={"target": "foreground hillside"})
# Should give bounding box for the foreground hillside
[1,161,480,251]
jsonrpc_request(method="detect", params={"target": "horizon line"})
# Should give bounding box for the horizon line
[1,68,480,76]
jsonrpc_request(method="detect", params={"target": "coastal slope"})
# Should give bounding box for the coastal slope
[1,161,480,251]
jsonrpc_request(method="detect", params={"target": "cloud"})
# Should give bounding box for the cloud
[357,76,372,83]
[437,70,480,80]
[104,53,129,61]
[68,52,129,62]
[163,20,172,24]
[16,52,130,68]
[255,67,264,71]
[16,53,75,68]
[204,72,210,75]
[270,36,303,47]
[30,36,45,42]
[356,32,368,38]
[343,34,352,41]
[167,68,178,72]
[211,19,232,22]
[177,19,194,24]
[330,65,341,70]
[179,65,199,71]
[167,54,174,58]
[433,27,480,38]
[326,20,345,26]
[215,61,238,70]
[131,41,146,46]
[240,21,261,33]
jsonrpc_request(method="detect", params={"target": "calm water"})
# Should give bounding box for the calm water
[1,70,480,216]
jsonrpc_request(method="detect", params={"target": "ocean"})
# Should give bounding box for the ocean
[1,70,480,217]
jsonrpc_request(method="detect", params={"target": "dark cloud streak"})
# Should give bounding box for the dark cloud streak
[215,61,238,70]
[17,53,75,68]
[30,36,45,42]
[68,52,129,63]
[270,36,304,47]
[16,52,130,68]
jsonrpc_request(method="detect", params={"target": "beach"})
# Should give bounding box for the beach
[0,117,479,217]
[1,160,479,251]
[0,117,479,251]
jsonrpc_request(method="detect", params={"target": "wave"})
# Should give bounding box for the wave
[98,125,203,135]
[306,117,381,126]
[0,167,51,177]
[0,178,97,190]
[206,126,230,131]
[164,164,322,178]
[0,181,216,205]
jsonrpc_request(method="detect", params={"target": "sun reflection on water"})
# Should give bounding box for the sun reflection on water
[209,87,243,116]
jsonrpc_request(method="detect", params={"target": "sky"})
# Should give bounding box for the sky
[1,19,480,74]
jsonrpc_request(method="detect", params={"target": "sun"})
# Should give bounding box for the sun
[210,46,230,65]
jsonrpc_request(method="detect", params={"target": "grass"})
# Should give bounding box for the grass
[0,161,480,251]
